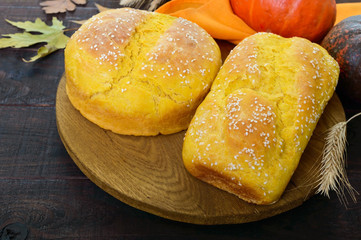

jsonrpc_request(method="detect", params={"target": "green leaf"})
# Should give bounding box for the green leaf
[0,17,69,62]
[23,44,58,62]
[5,17,65,34]
[23,33,69,62]
[0,32,46,48]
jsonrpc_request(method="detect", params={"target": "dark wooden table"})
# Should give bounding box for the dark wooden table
[1,0,360,239]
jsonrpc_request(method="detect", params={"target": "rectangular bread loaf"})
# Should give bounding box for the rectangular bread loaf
[182,32,340,205]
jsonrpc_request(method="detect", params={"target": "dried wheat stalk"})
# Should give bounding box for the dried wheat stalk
[119,0,168,11]
[316,112,361,206]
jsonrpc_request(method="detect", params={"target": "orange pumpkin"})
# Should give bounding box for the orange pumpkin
[230,0,337,42]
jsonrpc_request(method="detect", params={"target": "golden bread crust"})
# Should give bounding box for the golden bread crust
[183,33,339,205]
[65,8,222,135]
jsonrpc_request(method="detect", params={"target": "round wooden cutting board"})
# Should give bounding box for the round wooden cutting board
[56,75,345,224]
[56,39,345,224]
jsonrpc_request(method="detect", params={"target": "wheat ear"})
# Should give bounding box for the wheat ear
[316,112,361,206]
[119,0,138,6]
[119,0,165,11]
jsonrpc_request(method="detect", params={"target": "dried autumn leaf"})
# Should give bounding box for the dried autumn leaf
[40,0,87,14]
[0,17,69,62]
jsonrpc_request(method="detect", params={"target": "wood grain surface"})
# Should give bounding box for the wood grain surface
[56,71,345,224]
[1,0,361,239]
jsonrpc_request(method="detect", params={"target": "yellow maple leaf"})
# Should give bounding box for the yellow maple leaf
[0,17,69,62]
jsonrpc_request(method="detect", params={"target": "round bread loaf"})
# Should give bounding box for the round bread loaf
[65,8,222,136]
